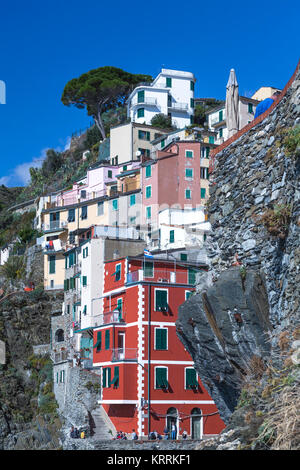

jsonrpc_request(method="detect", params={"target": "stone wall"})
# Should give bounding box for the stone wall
[177,63,300,426]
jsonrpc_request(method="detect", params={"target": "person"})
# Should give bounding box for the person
[80,430,85,439]
[131,429,138,440]
[74,428,80,439]
[70,426,75,438]
[157,432,162,440]
[182,430,188,440]
[149,431,156,440]
[254,91,281,119]
[171,423,177,440]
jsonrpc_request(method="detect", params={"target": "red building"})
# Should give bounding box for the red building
[93,253,225,439]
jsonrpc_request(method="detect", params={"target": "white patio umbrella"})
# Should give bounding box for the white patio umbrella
[225,69,239,138]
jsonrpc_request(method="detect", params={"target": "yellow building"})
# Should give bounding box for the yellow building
[251,86,281,102]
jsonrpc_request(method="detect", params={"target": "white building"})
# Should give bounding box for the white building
[127,69,196,129]
[207,96,259,145]
[150,207,211,251]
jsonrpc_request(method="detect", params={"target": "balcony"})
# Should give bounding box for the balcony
[126,269,198,285]
[111,348,138,362]
[168,102,188,112]
[42,220,68,233]
[93,310,126,327]
[133,97,159,108]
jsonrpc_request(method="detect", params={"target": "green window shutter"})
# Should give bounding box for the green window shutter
[82,276,87,287]
[130,194,136,206]
[156,328,167,350]
[219,128,223,138]
[186,291,192,300]
[146,186,151,198]
[248,103,253,113]
[64,280,67,291]
[186,150,193,158]
[146,131,150,141]
[105,330,110,350]
[137,90,145,103]
[65,256,68,269]
[206,147,210,158]
[201,188,206,199]
[190,98,194,108]
[169,230,174,243]
[137,108,144,118]
[112,199,118,210]
[186,368,198,389]
[188,269,197,285]
[181,253,187,261]
[166,77,172,87]
[115,263,121,281]
[185,189,191,199]
[144,261,153,278]
[66,278,70,290]
[94,331,102,352]
[145,165,151,178]
[155,289,168,311]
[49,255,56,274]
[138,130,144,139]
[102,367,107,387]
[146,206,151,219]
[190,81,194,91]
[209,136,215,144]
[161,139,165,149]
[219,110,223,122]
[81,205,87,219]
[185,168,193,178]
[111,366,119,388]
[108,170,112,178]
[156,367,168,389]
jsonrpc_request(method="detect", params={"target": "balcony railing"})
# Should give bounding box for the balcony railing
[42,220,68,232]
[127,269,198,285]
[168,102,188,111]
[111,348,138,362]
[133,97,158,107]
[92,310,126,327]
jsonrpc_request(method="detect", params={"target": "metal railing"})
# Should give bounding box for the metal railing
[127,269,198,285]
[42,220,68,231]
[111,348,138,361]
[168,102,188,111]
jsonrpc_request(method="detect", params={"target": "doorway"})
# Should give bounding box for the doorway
[118,332,125,360]
[191,408,202,439]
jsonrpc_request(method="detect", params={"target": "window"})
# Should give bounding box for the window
[112,199,118,211]
[185,150,193,158]
[117,298,123,317]
[138,130,150,141]
[155,367,168,389]
[185,168,193,179]
[185,291,193,300]
[219,110,223,122]
[97,201,104,216]
[185,189,191,199]
[144,261,153,278]
[130,194,136,206]
[209,136,215,144]
[137,90,145,103]
[166,77,172,88]
[145,165,152,178]
[83,305,87,315]
[81,205,87,220]
[169,230,175,243]
[111,366,119,388]
[68,208,75,222]
[161,139,165,149]
[146,206,151,220]
[60,370,65,383]
[155,328,168,350]
[248,103,253,114]
[180,253,187,261]
[82,276,87,287]
[115,263,121,281]
[130,216,136,225]
[83,247,88,258]
[185,368,198,389]
[145,185,152,199]
[102,367,111,388]
[190,81,195,91]
[49,255,56,274]
[155,289,168,312]
[200,167,209,179]
[190,98,194,108]
[137,108,144,118]
[105,330,110,350]
[205,147,210,158]
[94,331,102,352]
[138,148,150,157]
[108,170,112,178]
[188,268,197,285]
[201,188,206,199]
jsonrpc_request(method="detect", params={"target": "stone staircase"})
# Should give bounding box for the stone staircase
[89,407,115,440]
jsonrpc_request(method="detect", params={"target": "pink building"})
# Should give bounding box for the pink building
[141,141,208,229]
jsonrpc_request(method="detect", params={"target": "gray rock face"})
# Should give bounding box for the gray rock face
[177,268,271,423]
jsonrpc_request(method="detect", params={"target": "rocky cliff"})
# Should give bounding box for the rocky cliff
[177,62,300,449]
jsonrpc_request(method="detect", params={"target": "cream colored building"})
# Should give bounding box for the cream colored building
[251,86,281,102]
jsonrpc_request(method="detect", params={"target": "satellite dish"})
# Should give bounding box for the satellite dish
[136,150,142,157]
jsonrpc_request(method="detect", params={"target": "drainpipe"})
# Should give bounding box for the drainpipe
[148,283,151,436]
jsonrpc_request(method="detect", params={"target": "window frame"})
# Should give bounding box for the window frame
[154,288,168,312]
[154,327,168,351]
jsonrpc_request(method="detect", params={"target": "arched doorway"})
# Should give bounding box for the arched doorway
[55,329,64,343]
[191,408,202,439]
[166,407,178,438]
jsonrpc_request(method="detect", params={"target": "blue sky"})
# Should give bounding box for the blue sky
[0,0,299,187]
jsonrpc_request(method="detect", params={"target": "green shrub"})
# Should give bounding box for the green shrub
[0,255,26,280]
[283,125,300,157]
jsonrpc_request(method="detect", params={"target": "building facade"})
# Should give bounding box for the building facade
[93,254,225,438]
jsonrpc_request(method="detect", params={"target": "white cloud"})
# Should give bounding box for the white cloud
[1,136,71,187]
